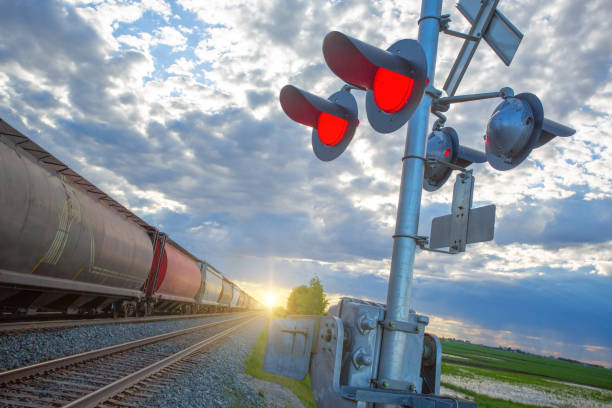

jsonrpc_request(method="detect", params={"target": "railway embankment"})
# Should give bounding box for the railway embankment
[0,313,244,372]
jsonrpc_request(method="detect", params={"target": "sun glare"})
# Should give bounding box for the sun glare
[264,292,278,309]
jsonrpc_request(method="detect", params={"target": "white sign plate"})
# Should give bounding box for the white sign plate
[429,204,496,250]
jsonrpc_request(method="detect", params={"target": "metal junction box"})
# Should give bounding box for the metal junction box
[263,315,319,380]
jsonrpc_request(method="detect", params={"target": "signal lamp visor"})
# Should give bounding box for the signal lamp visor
[373,67,414,113]
[317,112,348,146]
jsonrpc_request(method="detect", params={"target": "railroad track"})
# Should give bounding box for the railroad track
[0,312,262,407]
[0,312,248,334]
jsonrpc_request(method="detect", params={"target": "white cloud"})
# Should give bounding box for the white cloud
[153,25,188,50]
[167,57,196,76]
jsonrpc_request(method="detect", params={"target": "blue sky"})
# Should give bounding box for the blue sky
[0,0,611,367]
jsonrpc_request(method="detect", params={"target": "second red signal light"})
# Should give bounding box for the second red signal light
[279,85,358,161]
[317,112,348,146]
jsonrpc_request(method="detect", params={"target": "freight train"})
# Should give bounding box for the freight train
[0,118,259,318]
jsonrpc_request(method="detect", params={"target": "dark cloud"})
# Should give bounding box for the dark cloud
[412,274,612,352]
[496,192,612,246]
[246,90,274,108]
[0,1,104,75]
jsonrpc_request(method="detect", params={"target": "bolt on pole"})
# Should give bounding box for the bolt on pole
[378,0,442,397]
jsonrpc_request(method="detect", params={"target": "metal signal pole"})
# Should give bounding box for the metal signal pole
[378,0,442,394]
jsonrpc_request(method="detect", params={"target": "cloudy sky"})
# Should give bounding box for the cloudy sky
[1,0,610,366]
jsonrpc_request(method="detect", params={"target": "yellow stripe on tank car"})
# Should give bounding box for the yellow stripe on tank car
[72,267,83,280]
[90,266,143,283]
[42,197,75,266]
[29,257,44,274]
[88,223,95,273]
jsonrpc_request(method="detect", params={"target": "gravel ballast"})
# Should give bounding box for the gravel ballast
[0,313,247,371]
[143,316,268,408]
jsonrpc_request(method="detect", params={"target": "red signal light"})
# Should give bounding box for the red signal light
[317,112,348,146]
[373,67,414,113]
[444,149,450,156]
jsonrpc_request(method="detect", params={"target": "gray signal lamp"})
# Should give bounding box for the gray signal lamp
[485,93,575,170]
[424,127,486,192]
[279,85,358,162]
[322,31,427,134]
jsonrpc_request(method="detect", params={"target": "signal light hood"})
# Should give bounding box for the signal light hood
[323,31,417,90]
[535,118,576,148]
[280,85,348,129]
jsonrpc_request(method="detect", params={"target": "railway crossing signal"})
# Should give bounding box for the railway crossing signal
[424,127,486,191]
[485,93,576,170]
[269,1,577,407]
[322,31,428,133]
[279,85,358,161]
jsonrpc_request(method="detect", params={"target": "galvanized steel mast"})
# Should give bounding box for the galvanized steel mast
[378,0,442,394]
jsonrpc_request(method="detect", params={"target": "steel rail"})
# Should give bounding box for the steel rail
[0,311,245,334]
[63,316,259,408]
[0,312,257,384]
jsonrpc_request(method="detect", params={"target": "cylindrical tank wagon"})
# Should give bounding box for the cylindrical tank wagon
[145,240,201,312]
[195,262,224,312]
[0,118,257,317]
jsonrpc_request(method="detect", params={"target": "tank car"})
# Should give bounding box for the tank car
[0,119,153,316]
[196,262,224,313]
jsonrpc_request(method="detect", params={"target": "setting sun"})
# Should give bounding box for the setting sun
[264,292,278,309]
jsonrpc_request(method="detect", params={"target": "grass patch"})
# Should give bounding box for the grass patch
[244,325,316,408]
[441,382,552,408]
[442,361,559,388]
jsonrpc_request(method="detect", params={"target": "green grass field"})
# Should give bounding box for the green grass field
[441,339,612,390]
[440,339,612,407]
[441,381,551,408]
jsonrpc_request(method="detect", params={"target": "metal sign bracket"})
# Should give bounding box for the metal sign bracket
[439,14,482,41]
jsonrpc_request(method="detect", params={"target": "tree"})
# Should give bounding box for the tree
[286,277,329,315]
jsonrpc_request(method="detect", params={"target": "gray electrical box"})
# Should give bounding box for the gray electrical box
[263,316,318,380]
